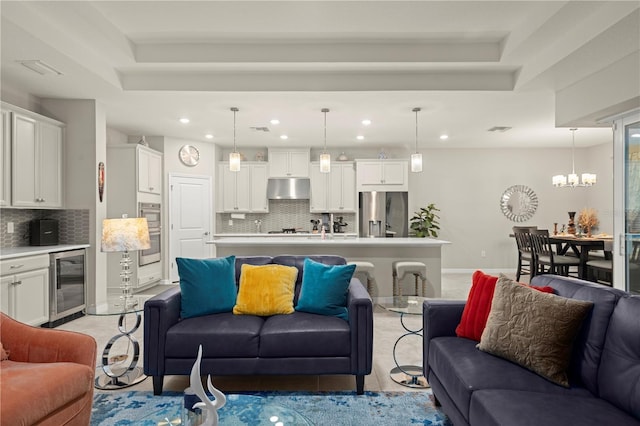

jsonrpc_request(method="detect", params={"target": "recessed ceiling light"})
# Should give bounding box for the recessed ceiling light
[356,135,365,140]
[631,133,640,138]
[205,134,213,139]
[270,119,280,125]
[362,119,372,126]
[280,135,288,140]
[440,134,449,140]
[179,118,190,124]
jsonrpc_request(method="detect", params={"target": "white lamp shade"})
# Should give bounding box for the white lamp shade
[229,152,241,171]
[552,175,567,186]
[101,218,150,252]
[319,153,331,173]
[582,173,597,185]
[411,153,423,173]
[568,173,579,186]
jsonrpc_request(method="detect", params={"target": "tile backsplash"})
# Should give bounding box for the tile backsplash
[216,200,356,234]
[1,208,90,247]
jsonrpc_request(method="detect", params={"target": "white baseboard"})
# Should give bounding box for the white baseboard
[442,268,517,274]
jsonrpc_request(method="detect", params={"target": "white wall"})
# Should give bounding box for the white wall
[406,144,612,270]
[39,99,108,311]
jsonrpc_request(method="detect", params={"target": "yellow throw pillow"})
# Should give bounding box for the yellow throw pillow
[233,264,298,316]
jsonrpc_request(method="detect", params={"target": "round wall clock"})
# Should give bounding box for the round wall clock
[179,145,200,166]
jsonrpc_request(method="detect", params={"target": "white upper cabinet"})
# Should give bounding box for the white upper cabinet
[11,112,63,208]
[268,149,310,177]
[309,163,328,212]
[356,160,408,192]
[310,161,356,213]
[219,162,268,213]
[138,147,162,195]
[0,109,10,206]
[328,162,356,212]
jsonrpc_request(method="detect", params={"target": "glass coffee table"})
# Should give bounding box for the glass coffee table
[88,294,151,390]
[380,296,430,389]
[144,394,313,426]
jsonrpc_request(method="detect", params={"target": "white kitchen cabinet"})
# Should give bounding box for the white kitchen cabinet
[0,254,49,326]
[356,160,408,192]
[310,161,356,213]
[329,162,356,212]
[268,149,310,177]
[11,112,64,208]
[0,109,10,206]
[138,147,162,195]
[219,162,269,212]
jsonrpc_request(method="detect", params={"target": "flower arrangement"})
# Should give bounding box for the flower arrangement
[578,207,599,237]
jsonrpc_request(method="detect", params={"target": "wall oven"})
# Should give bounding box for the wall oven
[139,202,161,266]
[48,249,86,325]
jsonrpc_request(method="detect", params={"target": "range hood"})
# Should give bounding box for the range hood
[267,178,310,200]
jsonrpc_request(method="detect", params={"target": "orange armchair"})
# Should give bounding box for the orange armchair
[0,312,97,426]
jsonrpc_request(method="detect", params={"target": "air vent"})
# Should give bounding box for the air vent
[249,126,270,132]
[487,126,512,132]
[16,60,63,76]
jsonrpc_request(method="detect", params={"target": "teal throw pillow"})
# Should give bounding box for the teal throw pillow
[177,256,237,319]
[295,258,356,321]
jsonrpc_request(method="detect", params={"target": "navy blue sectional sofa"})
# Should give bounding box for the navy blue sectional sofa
[144,255,373,395]
[423,274,640,426]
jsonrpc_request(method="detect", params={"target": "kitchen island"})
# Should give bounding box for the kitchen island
[208,236,450,299]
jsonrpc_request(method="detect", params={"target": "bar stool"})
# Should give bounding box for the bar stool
[347,261,375,295]
[392,261,428,297]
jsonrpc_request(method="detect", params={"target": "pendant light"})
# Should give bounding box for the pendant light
[552,128,596,187]
[319,108,331,173]
[411,107,423,173]
[229,107,241,172]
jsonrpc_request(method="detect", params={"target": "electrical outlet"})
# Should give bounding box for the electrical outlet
[481,250,486,258]
[228,219,233,226]
[7,222,14,233]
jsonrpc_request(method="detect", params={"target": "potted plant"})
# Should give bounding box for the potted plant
[410,203,441,238]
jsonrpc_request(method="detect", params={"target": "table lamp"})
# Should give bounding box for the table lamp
[101,216,150,309]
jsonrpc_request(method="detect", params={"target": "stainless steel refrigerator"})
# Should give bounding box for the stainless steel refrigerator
[359,192,408,237]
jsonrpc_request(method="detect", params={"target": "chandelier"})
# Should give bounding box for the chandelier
[552,128,596,187]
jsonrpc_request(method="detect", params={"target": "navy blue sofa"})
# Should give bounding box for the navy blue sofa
[423,274,640,426]
[144,255,373,395]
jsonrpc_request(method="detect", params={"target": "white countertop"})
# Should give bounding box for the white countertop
[214,233,358,238]
[0,244,91,260]
[208,236,450,247]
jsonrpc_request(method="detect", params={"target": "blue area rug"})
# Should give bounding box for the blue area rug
[91,390,452,425]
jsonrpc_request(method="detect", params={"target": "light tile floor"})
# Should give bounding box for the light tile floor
[58,271,518,395]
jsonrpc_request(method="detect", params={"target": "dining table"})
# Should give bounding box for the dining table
[548,234,614,279]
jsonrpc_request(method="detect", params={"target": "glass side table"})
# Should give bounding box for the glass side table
[380,296,430,389]
[88,294,151,390]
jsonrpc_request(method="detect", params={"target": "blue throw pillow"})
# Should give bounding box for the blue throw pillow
[177,256,237,319]
[295,258,356,321]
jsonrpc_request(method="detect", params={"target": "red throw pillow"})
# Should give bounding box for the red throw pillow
[455,271,555,341]
[455,271,499,341]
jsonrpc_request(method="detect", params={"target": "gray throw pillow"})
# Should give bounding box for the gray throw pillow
[477,276,593,387]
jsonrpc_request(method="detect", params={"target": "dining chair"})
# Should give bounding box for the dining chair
[586,240,613,285]
[530,229,580,277]
[512,226,537,281]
